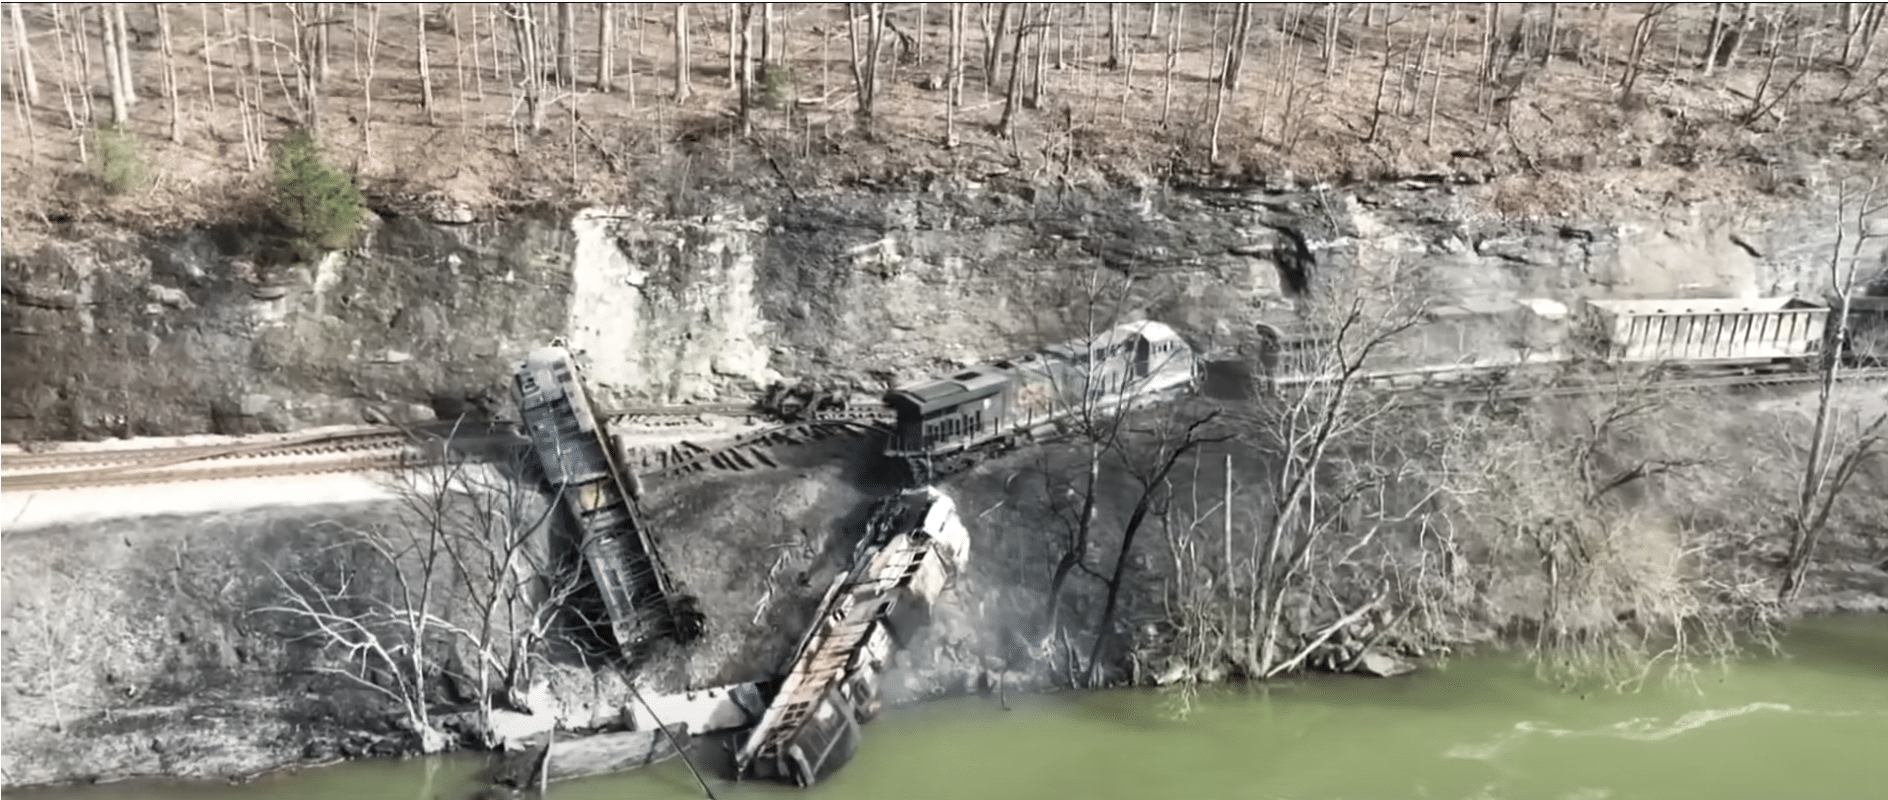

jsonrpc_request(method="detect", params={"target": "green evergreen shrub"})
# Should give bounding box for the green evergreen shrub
[760,63,798,110]
[270,128,367,257]
[89,124,149,194]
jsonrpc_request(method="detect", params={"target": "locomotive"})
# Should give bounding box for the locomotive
[882,319,1199,471]
[879,293,1884,473]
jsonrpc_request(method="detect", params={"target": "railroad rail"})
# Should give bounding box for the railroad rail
[620,418,889,480]
[0,430,418,492]
[4,366,1878,492]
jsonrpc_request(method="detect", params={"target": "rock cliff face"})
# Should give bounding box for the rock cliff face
[3,180,1869,441]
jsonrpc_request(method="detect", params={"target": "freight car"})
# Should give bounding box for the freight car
[882,320,1200,474]
[1348,295,1839,382]
[734,487,971,787]
[515,347,689,654]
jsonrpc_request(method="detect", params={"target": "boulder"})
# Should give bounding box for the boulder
[1354,649,1416,678]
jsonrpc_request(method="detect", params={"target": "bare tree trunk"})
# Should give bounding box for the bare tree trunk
[111,2,133,109]
[1084,415,1224,686]
[1145,1,1161,38]
[1716,2,1753,71]
[362,2,380,163]
[996,2,1028,138]
[624,3,636,108]
[1620,3,1668,101]
[737,1,751,135]
[724,2,736,87]
[98,4,127,124]
[1105,2,1124,69]
[284,3,318,129]
[1703,1,1726,74]
[1366,28,1394,141]
[10,3,39,106]
[1160,1,1181,125]
[760,1,773,64]
[1543,1,1561,65]
[504,2,545,133]
[556,2,573,88]
[198,3,214,112]
[983,1,1009,89]
[1322,1,1339,77]
[846,2,885,123]
[242,2,260,164]
[914,1,926,65]
[1029,1,1046,108]
[315,0,330,83]
[595,2,612,91]
[672,3,691,101]
[946,1,963,146]
[1480,2,1499,87]
[51,5,86,137]
[418,2,434,123]
[1780,171,1888,604]
[8,27,37,165]
[154,2,178,142]
[1224,2,1252,90]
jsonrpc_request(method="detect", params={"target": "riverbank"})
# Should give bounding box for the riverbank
[13,614,1886,800]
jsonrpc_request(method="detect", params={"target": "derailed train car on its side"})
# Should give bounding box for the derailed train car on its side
[734,487,971,787]
[515,347,686,654]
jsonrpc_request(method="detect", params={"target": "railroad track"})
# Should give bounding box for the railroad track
[1,429,418,492]
[621,418,888,480]
[3,367,1875,492]
[0,430,409,473]
[1386,365,1888,407]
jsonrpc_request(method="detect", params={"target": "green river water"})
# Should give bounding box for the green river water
[17,616,1887,800]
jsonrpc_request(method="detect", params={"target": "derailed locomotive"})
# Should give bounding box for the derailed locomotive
[879,294,1881,472]
[882,320,1200,471]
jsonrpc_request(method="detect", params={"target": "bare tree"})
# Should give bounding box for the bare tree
[1160,2,1182,125]
[10,2,39,106]
[110,2,133,109]
[418,2,434,123]
[846,2,886,123]
[596,1,613,92]
[981,1,1009,90]
[945,1,963,146]
[505,2,547,134]
[996,2,1030,139]
[1779,168,1888,604]
[153,3,178,142]
[672,3,692,102]
[1104,2,1125,69]
[286,2,327,130]
[737,1,753,135]
[1083,409,1230,684]
[260,443,588,754]
[1619,3,1670,102]
[361,3,382,157]
[556,1,574,88]
[1241,271,1428,677]
[760,1,774,64]
[1222,2,1253,90]
[97,4,127,124]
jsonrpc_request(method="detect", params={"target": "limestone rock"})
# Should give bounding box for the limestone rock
[1354,649,1416,678]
